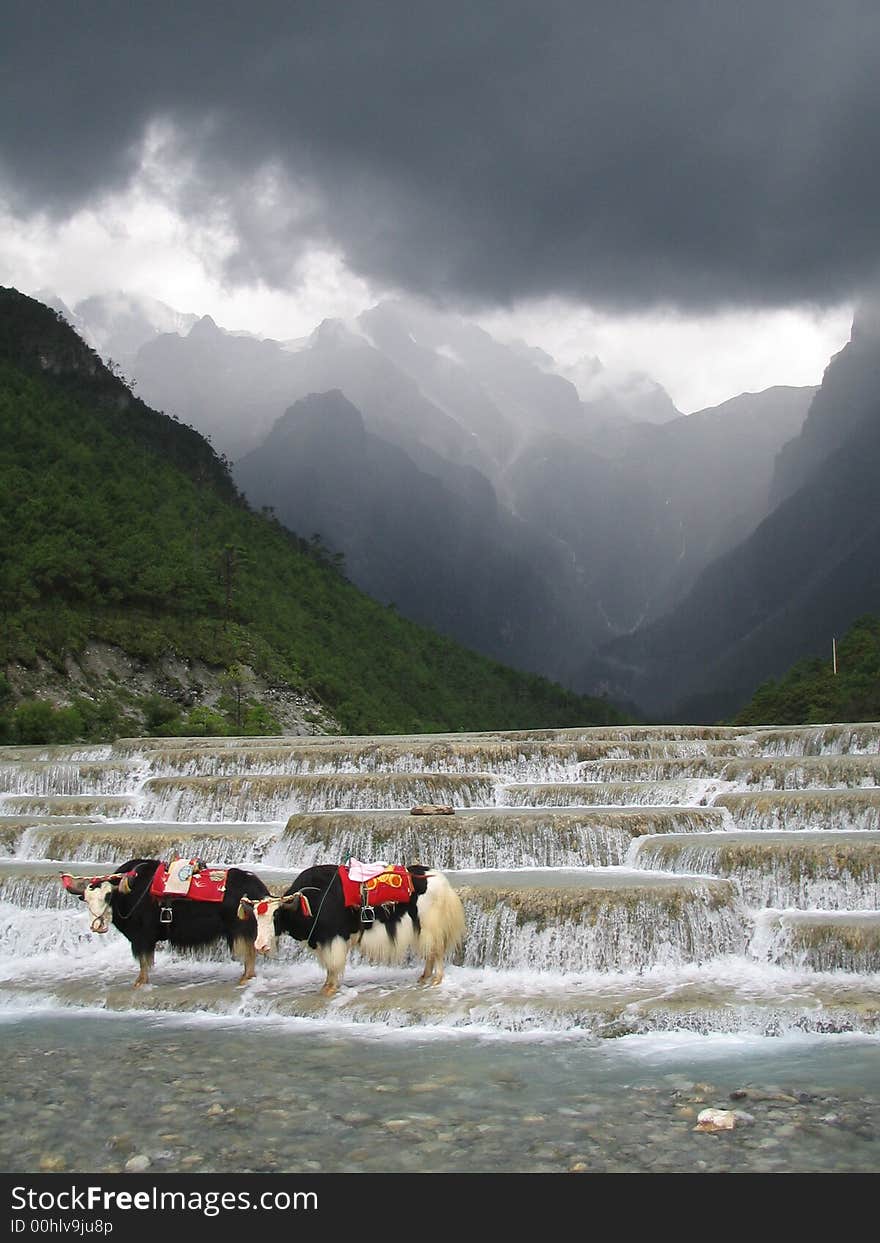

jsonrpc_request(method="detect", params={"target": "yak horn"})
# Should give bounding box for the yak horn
[61,872,126,896]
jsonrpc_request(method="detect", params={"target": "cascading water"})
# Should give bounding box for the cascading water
[715,789,880,831]
[631,831,880,909]
[266,806,726,871]
[2,720,879,1173]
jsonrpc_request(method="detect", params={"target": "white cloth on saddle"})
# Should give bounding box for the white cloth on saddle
[163,858,197,895]
[346,858,391,883]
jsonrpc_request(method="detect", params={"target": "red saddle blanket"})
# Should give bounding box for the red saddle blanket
[338,864,414,909]
[149,860,228,903]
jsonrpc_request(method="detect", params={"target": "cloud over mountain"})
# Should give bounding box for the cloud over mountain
[3,2,880,312]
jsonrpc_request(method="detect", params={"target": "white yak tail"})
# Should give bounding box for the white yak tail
[418,870,466,961]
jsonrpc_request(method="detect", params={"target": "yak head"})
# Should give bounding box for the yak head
[237,893,304,954]
[60,871,134,934]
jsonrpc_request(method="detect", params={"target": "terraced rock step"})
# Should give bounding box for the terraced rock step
[1,859,742,974]
[501,779,727,807]
[0,761,139,795]
[715,789,880,830]
[132,736,765,778]
[471,725,750,743]
[0,794,142,818]
[718,755,880,788]
[1,964,878,1038]
[0,820,283,866]
[575,755,880,788]
[138,772,496,820]
[456,870,745,971]
[111,724,752,754]
[0,812,103,837]
[0,745,113,763]
[632,831,880,909]
[752,910,880,973]
[274,806,726,870]
[750,724,880,756]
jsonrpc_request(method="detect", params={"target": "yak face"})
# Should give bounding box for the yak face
[238,895,301,954]
[61,870,134,933]
[242,897,284,954]
[83,879,118,933]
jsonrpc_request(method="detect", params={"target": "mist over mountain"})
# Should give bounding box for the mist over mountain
[131,314,305,461]
[233,390,591,677]
[506,384,814,639]
[31,288,818,708]
[598,312,880,720]
[356,300,609,479]
[553,352,680,426]
[41,290,200,377]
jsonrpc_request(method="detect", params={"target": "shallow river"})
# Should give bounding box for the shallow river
[2,1010,878,1175]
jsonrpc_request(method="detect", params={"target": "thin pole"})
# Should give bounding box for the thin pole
[832,637,838,675]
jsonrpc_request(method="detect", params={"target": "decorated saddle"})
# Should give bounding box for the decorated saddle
[338,859,415,910]
[149,858,228,903]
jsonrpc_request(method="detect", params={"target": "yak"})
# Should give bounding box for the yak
[240,862,466,996]
[60,858,271,987]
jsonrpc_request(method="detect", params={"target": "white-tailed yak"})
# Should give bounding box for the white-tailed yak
[240,862,466,995]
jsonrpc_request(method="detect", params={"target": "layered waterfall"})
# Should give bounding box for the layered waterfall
[0,721,878,1036]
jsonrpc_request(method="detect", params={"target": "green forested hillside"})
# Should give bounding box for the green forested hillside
[0,288,626,740]
[733,615,880,725]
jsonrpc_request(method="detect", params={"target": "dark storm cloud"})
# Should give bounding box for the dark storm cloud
[3,1,880,311]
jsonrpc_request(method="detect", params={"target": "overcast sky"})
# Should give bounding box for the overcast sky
[2,1,876,411]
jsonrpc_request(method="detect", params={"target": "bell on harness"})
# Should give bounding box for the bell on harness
[159,905,173,924]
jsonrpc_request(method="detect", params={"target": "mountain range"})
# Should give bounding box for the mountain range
[36,286,878,721]
[599,309,880,719]
[1,286,621,738]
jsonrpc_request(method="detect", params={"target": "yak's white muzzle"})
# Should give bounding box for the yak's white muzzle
[84,881,114,936]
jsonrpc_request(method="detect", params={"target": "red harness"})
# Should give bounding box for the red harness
[337,864,415,910]
[149,861,228,903]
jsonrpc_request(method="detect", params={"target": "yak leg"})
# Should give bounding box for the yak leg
[315,937,349,996]
[234,934,256,985]
[418,953,444,986]
[133,950,154,989]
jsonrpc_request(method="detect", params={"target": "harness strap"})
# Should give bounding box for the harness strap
[304,878,338,949]
[114,865,159,922]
